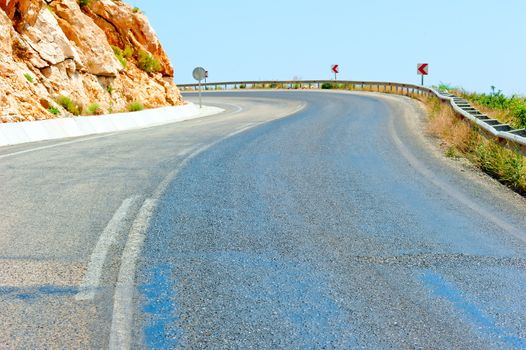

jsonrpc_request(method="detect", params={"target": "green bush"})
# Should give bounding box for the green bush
[111,45,127,69]
[435,82,456,92]
[462,88,526,129]
[123,46,134,59]
[127,101,144,112]
[23,73,33,83]
[321,83,334,89]
[511,102,526,129]
[48,106,60,116]
[87,103,101,115]
[79,0,90,8]
[56,96,82,115]
[475,141,526,191]
[137,50,161,73]
[239,84,246,89]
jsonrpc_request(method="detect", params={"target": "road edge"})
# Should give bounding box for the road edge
[0,103,224,148]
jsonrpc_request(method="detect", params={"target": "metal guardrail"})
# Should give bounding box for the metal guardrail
[178,80,526,156]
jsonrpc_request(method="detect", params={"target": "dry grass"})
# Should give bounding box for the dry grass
[422,97,526,194]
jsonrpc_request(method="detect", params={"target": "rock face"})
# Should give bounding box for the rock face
[0,0,183,122]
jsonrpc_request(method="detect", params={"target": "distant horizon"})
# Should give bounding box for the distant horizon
[127,0,525,96]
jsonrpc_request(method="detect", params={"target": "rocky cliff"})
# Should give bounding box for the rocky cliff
[0,0,183,123]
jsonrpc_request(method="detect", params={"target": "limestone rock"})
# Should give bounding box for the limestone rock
[0,0,44,32]
[87,0,174,77]
[0,0,183,123]
[49,0,121,76]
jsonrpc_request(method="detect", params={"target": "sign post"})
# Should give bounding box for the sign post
[331,64,339,80]
[192,67,207,108]
[417,63,429,86]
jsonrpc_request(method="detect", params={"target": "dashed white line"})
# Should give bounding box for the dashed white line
[76,196,140,301]
[0,133,119,160]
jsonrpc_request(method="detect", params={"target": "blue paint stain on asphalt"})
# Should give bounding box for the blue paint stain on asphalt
[422,271,526,349]
[0,285,78,301]
[218,252,356,348]
[139,264,183,350]
[139,251,359,349]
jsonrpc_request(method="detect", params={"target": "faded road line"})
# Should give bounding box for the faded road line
[108,102,307,349]
[76,196,141,301]
[109,198,157,350]
[0,133,119,160]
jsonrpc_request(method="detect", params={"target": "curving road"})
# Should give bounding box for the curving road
[0,91,526,349]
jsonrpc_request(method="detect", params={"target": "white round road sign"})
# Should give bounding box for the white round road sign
[193,67,207,81]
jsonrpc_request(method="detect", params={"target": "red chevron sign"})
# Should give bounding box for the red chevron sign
[331,64,339,74]
[417,63,429,75]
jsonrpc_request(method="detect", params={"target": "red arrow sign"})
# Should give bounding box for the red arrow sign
[331,64,339,74]
[417,63,429,75]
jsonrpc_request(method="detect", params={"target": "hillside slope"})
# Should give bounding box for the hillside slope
[0,0,183,122]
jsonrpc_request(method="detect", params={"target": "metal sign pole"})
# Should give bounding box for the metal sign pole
[198,80,202,108]
[193,67,206,109]
[421,75,424,86]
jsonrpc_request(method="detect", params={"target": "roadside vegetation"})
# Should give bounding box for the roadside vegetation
[418,95,526,194]
[47,106,60,116]
[87,103,102,115]
[127,101,144,112]
[437,84,526,129]
[56,96,82,116]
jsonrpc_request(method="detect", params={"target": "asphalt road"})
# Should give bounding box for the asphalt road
[1,91,525,349]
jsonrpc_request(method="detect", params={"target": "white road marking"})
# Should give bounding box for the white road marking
[176,147,198,157]
[0,133,118,160]
[76,196,140,301]
[107,126,266,350]
[217,102,243,114]
[109,198,157,350]
[108,102,308,349]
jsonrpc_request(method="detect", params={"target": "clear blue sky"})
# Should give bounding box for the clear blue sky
[127,0,525,95]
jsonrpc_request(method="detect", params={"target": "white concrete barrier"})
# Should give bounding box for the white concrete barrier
[0,103,223,148]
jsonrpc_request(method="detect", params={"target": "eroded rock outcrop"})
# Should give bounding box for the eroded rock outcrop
[0,0,183,122]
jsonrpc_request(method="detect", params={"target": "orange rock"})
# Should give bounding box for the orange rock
[87,0,174,77]
[0,0,182,123]
[0,0,44,32]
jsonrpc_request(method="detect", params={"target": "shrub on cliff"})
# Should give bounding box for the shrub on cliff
[127,101,144,112]
[87,103,102,115]
[79,0,91,8]
[23,73,34,83]
[48,107,60,116]
[137,50,161,73]
[111,46,127,69]
[57,96,82,116]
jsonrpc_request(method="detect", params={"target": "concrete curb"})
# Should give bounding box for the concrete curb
[0,103,223,148]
